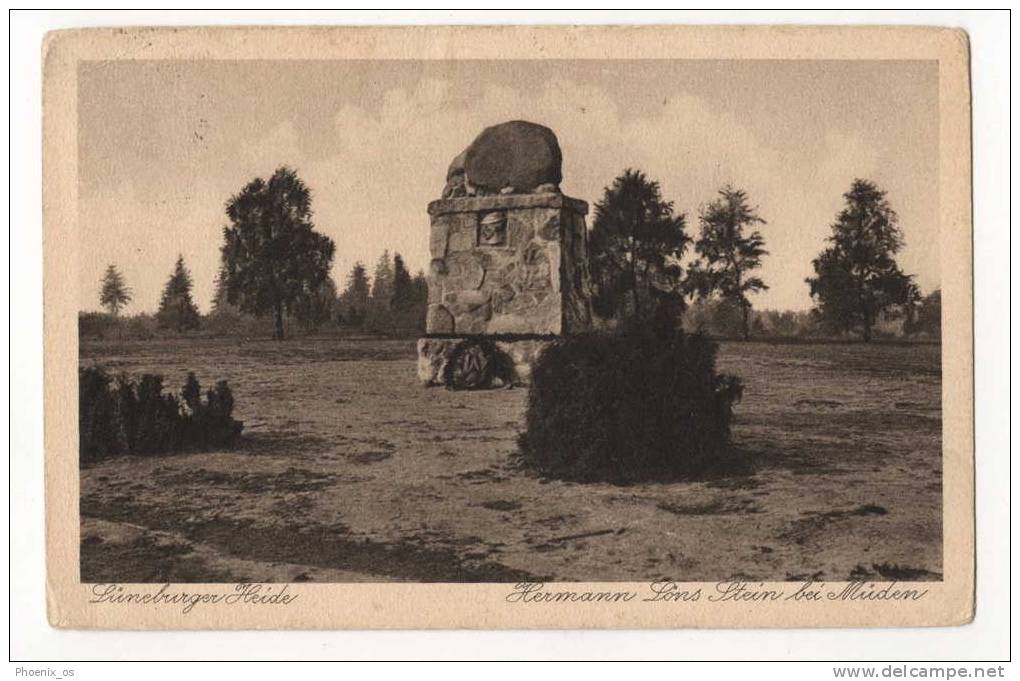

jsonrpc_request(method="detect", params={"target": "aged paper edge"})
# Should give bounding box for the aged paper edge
[43,24,974,630]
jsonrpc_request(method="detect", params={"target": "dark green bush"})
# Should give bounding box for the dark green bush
[79,365,128,462]
[181,373,244,449]
[518,329,743,482]
[79,367,243,464]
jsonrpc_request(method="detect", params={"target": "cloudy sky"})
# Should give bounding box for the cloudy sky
[78,59,938,313]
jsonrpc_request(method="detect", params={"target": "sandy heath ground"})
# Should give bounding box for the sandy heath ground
[79,336,942,583]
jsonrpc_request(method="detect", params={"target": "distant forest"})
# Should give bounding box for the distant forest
[79,279,941,343]
[81,167,941,343]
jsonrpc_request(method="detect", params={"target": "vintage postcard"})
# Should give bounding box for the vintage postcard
[44,24,973,629]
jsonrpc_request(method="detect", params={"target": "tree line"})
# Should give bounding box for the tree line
[99,255,202,332]
[588,171,938,341]
[333,251,428,335]
[95,166,941,343]
[97,168,429,340]
[210,246,428,337]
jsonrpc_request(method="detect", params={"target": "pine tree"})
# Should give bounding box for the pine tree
[588,169,690,330]
[390,253,414,312]
[210,266,236,316]
[156,255,201,332]
[370,250,394,304]
[99,264,131,316]
[339,262,371,326]
[688,185,769,341]
[390,254,425,335]
[366,250,395,333]
[806,179,914,342]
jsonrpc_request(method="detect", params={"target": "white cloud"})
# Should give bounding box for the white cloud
[296,76,786,302]
[79,73,937,314]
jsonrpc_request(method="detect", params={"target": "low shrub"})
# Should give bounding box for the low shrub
[78,312,118,340]
[78,312,160,341]
[79,366,243,464]
[201,310,277,338]
[517,329,743,483]
[181,373,244,450]
[79,365,129,462]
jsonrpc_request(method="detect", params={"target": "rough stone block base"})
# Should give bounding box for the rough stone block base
[417,337,554,387]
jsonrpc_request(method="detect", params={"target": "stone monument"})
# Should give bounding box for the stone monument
[417,121,594,388]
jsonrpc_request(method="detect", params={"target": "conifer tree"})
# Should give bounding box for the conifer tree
[806,179,914,342]
[366,250,395,333]
[99,264,131,316]
[156,255,201,332]
[588,169,690,329]
[339,262,371,326]
[390,253,414,312]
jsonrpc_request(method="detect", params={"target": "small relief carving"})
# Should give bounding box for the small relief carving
[513,241,552,291]
[429,257,448,276]
[478,210,507,246]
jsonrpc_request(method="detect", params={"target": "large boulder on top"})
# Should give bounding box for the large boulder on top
[463,120,562,194]
[442,150,469,198]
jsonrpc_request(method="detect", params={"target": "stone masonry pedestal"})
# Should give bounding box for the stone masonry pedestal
[417,192,593,387]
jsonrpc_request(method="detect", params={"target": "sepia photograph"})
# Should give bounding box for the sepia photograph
[33,22,980,634]
[74,56,945,585]
[8,5,1015,670]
